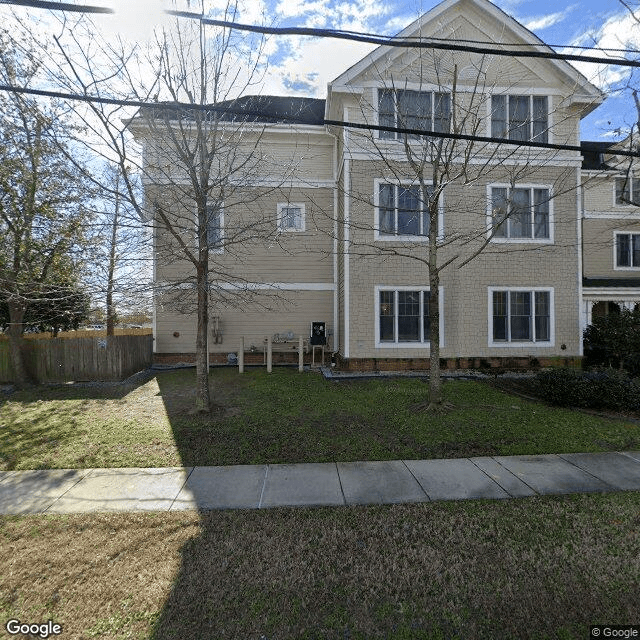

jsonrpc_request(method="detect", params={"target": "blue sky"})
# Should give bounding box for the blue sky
[240,0,640,141]
[3,0,638,141]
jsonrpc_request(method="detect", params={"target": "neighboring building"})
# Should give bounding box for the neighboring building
[134,0,631,370]
[581,139,640,326]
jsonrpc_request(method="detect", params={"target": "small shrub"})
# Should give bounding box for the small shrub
[535,368,640,412]
[583,307,640,374]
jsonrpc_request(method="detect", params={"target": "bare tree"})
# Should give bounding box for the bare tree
[330,45,588,409]
[24,2,296,411]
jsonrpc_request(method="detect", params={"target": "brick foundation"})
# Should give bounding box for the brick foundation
[334,355,582,372]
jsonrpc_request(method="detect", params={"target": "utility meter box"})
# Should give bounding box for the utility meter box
[310,322,327,345]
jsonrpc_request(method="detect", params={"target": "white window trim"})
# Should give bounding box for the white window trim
[613,175,640,207]
[276,202,306,232]
[486,94,553,144]
[375,88,451,139]
[196,204,224,255]
[486,183,554,244]
[613,230,640,270]
[374,178,444,242]
[374,285,445,349]
[487,286,555,348]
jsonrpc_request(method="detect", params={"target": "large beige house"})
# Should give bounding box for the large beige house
[136,0,639,370]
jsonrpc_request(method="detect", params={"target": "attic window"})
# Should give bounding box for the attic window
[378,89,451,139]
[491,95,548,143]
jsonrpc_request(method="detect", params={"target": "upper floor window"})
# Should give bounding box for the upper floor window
[378,89,451,139]
[277,203,305,232]
[206,204,224,253]
[490,186,551,241]
[491,95,548,143]
[377,182,442,239]
[615,232,640,268]
[615,177,640,206]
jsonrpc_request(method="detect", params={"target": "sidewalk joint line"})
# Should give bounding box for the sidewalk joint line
[401,460,431,501]
[557,454,618,489]
[169,466,195,511]
[490,457,539,496]
[468,457,513,496]
[43,468,94,514]
[334,462,347,505]
[258,465,269,509]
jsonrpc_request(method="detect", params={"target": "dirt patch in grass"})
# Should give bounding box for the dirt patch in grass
[1,493,639,639]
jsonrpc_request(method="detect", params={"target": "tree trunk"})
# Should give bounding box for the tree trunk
[6,299,31,387]
[195,262,210,412]
[428,271,442,407]
[106,191,119,337]
[428,200,443,408]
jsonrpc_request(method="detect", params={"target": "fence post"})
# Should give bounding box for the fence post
[239,336,244,373]
[298,336,303,372]
[267,336,272,373]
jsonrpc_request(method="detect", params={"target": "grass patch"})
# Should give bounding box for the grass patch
[1,368,639,470]
[1,492,639,639]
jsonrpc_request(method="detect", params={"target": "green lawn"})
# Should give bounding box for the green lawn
[1,367,639,470]
[1,492,639,639]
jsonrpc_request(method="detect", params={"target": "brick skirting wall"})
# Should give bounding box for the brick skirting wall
[335,355,582,371]
[154,352,582,371]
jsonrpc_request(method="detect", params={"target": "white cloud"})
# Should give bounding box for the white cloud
[261,36,376,96]
[568,10,640,92]
[522,7,575,32]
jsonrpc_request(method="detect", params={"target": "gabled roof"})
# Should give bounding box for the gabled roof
[326,0,603,118]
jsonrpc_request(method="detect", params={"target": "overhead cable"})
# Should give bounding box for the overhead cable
[0,0,638,67]
[0,82,636,158]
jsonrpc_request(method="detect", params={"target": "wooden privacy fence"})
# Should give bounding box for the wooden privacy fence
[0,334,153,383]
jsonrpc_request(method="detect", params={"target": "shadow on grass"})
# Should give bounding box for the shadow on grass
[143,368,640,639]
[0,371,155,470]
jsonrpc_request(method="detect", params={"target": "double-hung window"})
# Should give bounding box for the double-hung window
[378,289,433,345]
[277,203,305,232]
[378,89,451,139]
[490,186,551,241]
[615,177,640,206]
[490,289,552,345]
[378,182,438,238]
[615,232,640,268]
[205,204,224,253]
[491,95,548,142]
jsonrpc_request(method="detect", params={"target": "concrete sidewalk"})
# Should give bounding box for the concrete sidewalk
[1,451,640,515]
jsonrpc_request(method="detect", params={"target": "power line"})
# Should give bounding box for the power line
[166,12,640,69]
[0,0,639,67]
[0,0,112,13]
[1,82,637,158]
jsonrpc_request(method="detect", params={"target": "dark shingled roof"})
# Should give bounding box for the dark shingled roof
[583,277,640,288]
[214,95,326,125]
[581,141,616,171]
[141,95,326,126]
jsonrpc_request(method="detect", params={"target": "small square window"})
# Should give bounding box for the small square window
[277,203,305,232]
